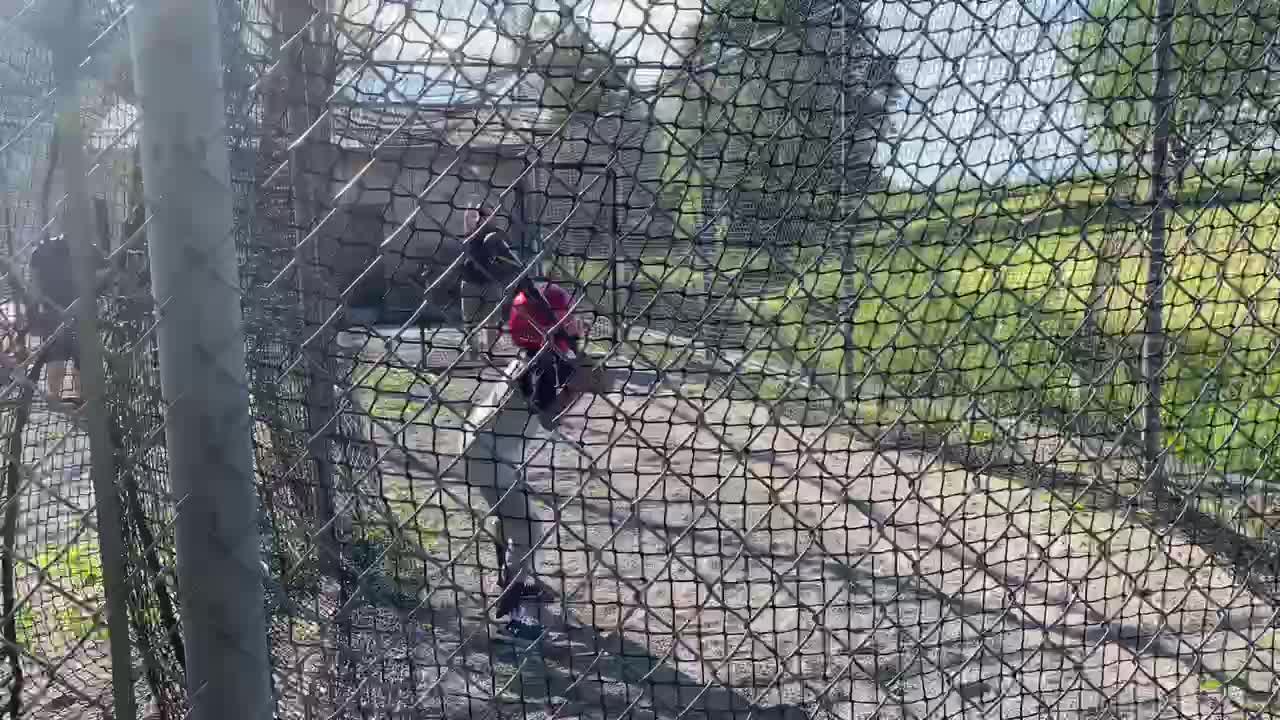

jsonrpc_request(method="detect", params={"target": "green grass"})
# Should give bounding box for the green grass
[26,538,109,647]
[1197,495,1273,541]
[354,364,474,432]
[371,396,428,421]
[1259,631,1280,650]
[565,244,775,299]
[12,605,35,647]
[350,483,459,610]
[867,154,1280,225]
[839,212,1280,484]
[637,262,702,291]
[356,365,417,394]
[625,166,1280,504]
[354,364,427,420]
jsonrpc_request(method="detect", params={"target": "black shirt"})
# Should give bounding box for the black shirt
[460,228,521,286]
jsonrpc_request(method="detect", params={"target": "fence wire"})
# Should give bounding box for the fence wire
[6,0,1280,718]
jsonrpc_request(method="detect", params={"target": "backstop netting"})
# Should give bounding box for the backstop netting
[5,0,1280,719]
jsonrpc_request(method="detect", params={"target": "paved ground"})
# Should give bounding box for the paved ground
[293,327,1280,720]
[3,388,112,719]
[8,325,1279,719]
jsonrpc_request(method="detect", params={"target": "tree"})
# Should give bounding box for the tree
[653,0,901,258]
[689,0,898,194]
[1072,0,1280,194]
[481,0,639,172]
[523,10,630,119]
[1066,0,1280,434]
[664,0,900,394]
[481,2,637,286]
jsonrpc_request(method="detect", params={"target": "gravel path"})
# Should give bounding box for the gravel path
[307,330,1279,720]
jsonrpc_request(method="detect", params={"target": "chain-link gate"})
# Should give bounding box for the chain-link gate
[10,0,1280,718]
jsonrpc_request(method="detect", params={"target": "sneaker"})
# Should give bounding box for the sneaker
[503,608,544,641]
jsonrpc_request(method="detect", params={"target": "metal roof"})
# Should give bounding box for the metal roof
[334,59,669,108]
[336,61,531,108]
[329,59,670,152]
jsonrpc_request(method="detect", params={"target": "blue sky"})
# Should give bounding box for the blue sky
[1,0,1107,195]
[870,0,1096,189]
[368,0,1099,189]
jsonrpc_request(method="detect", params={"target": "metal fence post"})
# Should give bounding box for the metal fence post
[609,167,621,344]
[281,0,340,564]
[1144,0,1176,508]
[126,0,273,718]
[55,47,138,720]
[52,4,136,718]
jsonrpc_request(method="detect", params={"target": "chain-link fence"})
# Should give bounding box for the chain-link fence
[7,0,1280,717]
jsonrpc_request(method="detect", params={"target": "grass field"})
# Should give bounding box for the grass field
[569,164,1280,522]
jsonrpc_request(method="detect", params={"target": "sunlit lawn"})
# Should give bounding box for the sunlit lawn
[619,186,1280,495]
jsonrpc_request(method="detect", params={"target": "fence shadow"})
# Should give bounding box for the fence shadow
[317,593,816,720]
[561,389,1280,717]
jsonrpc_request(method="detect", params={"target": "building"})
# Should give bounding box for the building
[323,56,680,325]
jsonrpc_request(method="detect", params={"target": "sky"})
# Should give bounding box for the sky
[0,0,1115,195]
[342,0,1099,189]
[869,0,1095,188]
[342,0,700,67]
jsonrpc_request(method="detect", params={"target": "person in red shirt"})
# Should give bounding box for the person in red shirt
[447,204,610,639]
[459,272,605,641]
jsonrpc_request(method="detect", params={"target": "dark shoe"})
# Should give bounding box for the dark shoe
[497,562,553,600]
[516,582,552,604]
[502,615,545,642]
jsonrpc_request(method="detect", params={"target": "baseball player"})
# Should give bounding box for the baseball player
[464,283,606,640]
[450,216,606,640]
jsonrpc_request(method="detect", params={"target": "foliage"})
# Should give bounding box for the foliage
[354,364,431,421]
[649,0,902,263]
[531,12,630,115]
[24,538,110,648]
[641,164,1280,500]
[487,5,630,122]
[1071,0,1280,178]
[685,0,901,202]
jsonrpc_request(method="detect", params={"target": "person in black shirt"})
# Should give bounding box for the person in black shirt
[29,233,80,403]
[459,202,511,360]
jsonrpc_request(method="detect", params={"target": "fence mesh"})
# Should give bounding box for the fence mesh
[7,0,1280,718]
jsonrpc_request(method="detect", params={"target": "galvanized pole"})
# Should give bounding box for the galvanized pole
[699,186,714,366]
[280,0,340,566]
[609,168,620,344]
[1144,0,1176,508]
[127,0,273,718]
[52,4,136,718]
[836,0,858,405]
